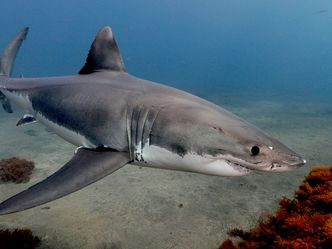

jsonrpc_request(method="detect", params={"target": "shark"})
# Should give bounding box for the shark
[0,27,306,215]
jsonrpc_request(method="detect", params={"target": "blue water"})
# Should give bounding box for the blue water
[0,1,331,91]
[0,1,332,248]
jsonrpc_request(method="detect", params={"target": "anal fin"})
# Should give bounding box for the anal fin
[0,148,131,215]
[16,114,36,126]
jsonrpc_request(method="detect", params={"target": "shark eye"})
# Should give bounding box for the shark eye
[251,146,260,156]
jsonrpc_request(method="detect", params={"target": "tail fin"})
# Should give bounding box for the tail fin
[0,27,29,76]
[0,27,29,113]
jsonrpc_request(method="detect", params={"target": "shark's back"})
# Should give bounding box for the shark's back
[3,71,204,150]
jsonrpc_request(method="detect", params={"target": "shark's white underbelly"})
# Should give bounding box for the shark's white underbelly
[37,113,249,176]
[135,143,251,176]
[36,113,96,148]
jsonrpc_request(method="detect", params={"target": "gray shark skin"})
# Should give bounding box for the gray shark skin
[0,27,306,215]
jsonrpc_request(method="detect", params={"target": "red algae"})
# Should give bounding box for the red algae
[0,157,35,183]
[0,229,40,249]
[219,166,332,249]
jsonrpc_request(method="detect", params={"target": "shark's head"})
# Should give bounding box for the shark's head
[214,130,306,173]
[150,100,306,175]
[196,103,306,173]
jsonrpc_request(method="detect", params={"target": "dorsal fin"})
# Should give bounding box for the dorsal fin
[79,26,126,74]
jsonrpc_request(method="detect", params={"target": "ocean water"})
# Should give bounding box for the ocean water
[0,1,332,248]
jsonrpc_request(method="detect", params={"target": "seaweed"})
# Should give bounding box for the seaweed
[0,228,41,249]
[0,157,35,183]
[219,166,332,249]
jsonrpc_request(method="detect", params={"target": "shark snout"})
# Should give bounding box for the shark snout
[288,156,306,167]
[269,155,306,172]
[288,157,306,167]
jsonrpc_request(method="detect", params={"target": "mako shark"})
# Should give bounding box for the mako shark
[0,27,305,215]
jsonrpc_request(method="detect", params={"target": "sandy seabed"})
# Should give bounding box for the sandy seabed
[0,91,331,249]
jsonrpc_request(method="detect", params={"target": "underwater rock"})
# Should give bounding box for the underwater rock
[0,157,35,183]
[219,166,332,249]
[0,228,41,249]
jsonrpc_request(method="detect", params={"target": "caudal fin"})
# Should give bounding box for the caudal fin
[0,27,29,76]
[0,27,29,113]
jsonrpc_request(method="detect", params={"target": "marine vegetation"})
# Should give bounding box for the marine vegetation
[0,228,40,249]
[219,166,332,249]
[0,157,35,183]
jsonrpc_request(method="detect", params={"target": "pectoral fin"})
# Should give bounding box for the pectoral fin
[0,148,131,215]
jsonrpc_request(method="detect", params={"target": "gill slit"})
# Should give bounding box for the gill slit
[135,107,142,147]
[140,109,151,159]
[126,105,134,160]
[147,107,162,146]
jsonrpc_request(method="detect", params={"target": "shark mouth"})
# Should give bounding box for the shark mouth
[223,160,252,175]
[218,154,306,173]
